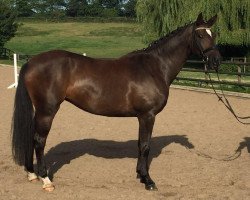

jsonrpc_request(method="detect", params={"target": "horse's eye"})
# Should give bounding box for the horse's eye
[198,34,203,38]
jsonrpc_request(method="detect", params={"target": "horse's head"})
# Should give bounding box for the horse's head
[192,13,221,71]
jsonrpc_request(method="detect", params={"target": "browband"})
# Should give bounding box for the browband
[195,27,211,31]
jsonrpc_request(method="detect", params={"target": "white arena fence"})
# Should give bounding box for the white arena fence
[7,53,18,89]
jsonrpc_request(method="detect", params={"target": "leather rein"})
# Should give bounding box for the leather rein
[193,26,250,125]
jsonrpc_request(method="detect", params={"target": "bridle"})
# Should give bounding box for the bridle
[192,26,217,62]
[192,24,250,125]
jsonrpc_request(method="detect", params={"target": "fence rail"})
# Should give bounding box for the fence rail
[181,68,250,76]
[186,59,250,66]
[176,77,250,87]
[178,59,250,88]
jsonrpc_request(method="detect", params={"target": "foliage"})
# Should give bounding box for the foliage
[14,0,34,17]
[66,0,89,17]
[122,0,136,17]
[136,0,250,48]
[10,0,137,18]
[98,0,122,9]
[31,0,66,14]
[219,64,238,73]
[0,0,18,48]
[101,8,118,17]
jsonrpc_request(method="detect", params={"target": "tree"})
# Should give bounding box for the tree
[86,0,122,17]
[32,0,66,15]
[0,0,18,49]
[136,0,250,56]
[122,0,136,17]
[100,0,121,9]
[66,0,88,17]
[85,0,104,17]
[14,0,34,17]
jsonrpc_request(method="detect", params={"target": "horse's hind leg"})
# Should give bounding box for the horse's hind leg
[22,117,37,182]
[34,106,59,192]
[136,113,157,190]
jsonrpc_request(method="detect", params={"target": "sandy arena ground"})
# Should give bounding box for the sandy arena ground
[0,66,250,200]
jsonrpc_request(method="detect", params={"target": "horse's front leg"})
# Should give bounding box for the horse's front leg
[136,113,157,190]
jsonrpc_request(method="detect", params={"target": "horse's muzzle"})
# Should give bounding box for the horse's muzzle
[208,55,221,72]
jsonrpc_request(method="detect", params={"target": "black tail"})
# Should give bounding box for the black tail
[11,63,35,166]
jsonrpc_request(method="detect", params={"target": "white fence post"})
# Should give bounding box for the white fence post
[7,53,18,89]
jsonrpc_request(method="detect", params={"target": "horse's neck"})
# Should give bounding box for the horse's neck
[151,25,193,85]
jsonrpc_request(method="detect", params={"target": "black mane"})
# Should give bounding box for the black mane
[130,23,194,55]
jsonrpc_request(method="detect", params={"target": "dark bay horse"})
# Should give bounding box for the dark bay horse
[11,13,221,191]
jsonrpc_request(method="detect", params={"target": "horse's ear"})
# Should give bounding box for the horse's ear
[206,14,218,27]
[196,12,204,26]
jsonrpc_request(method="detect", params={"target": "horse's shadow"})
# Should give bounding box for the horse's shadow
[44,135,194,179]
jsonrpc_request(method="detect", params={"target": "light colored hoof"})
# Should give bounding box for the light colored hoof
[43,184,55,192]
[27,172,39,182]
[41,177,55,192]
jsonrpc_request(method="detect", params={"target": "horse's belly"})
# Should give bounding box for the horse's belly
[66,79,167,117]
[66,87,135,117]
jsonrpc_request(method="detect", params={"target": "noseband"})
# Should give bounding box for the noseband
[193,26,217,62]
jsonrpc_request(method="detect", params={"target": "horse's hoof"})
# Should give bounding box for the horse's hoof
[27,172,39,182]
[40,177,54,192]
[43,184,55,192]
[145,183,158,191]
